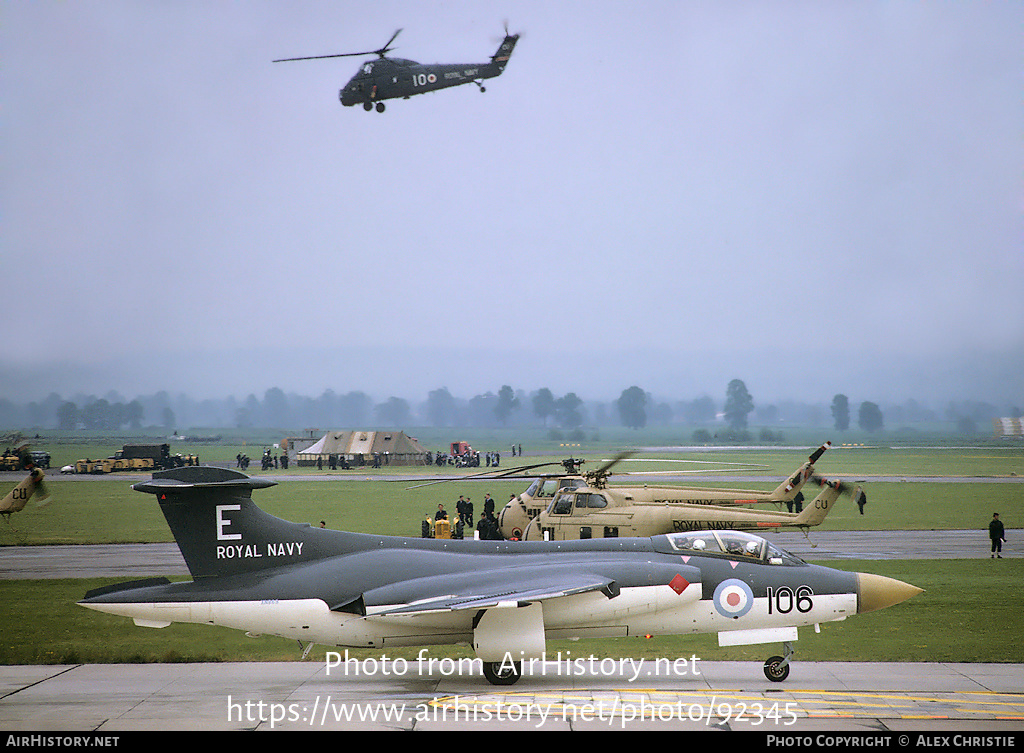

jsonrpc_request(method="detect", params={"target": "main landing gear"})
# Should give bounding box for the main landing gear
[482,660,521,686]
[763,641,795,682]
[362,102,386,112]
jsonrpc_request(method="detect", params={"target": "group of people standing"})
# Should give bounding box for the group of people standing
[431,493,503,540]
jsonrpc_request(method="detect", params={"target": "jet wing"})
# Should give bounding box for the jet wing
[366,570,620,616]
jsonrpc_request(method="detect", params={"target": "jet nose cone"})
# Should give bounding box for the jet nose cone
[856,572,923,614]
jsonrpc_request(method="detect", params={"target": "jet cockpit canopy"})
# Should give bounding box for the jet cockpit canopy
[655,530,805,566]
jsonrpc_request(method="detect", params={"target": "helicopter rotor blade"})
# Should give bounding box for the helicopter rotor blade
[590,451,635,477]
[273,29,402,63]
[610,465,771,476]
[404,460,562,489]
[379,28,402,55]
[273,50,378,63]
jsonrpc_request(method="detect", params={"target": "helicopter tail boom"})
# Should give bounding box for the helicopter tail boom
[767,442,831,502]
[791,479,844,527]
[489,33,519,73]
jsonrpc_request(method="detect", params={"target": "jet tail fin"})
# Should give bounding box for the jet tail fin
[132,467,326,580]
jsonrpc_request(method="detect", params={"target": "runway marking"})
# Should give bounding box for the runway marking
[430,688,1024,722]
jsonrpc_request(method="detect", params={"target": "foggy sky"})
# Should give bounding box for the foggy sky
[2,1,1021,408]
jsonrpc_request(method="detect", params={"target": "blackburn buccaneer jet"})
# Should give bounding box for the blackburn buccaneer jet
[80,467,921,685]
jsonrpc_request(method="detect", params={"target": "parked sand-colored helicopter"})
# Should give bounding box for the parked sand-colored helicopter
[407,443,857,542]
[1,448,51,525]
[495,443,861,541]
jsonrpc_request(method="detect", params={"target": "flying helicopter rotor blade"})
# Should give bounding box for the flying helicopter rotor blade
[273,29,402,63]
[379,28,402,54]
[273,50,379,63]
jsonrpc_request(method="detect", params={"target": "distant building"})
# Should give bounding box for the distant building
[284,430,430,467]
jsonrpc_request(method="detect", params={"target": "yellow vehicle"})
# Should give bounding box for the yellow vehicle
[421,515,453,539]
[0,450,25,471]
[75,444,171,473]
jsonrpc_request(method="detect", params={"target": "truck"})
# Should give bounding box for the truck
[75,444,197,474]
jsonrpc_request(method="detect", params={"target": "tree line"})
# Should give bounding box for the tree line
[0,382,1016,433]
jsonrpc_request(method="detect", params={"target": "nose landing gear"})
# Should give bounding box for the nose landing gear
[763,641,794,682]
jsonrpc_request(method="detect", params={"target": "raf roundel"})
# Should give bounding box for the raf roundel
[713,578,754,618]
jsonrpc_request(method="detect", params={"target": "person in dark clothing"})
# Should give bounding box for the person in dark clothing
[476,511,500,540]
[786,491,804,514]
[435,504,448,521]
[989,513,1005,558]
[855,487,867,515]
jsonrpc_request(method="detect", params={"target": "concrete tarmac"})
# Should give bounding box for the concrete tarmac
[2,660,1022,732]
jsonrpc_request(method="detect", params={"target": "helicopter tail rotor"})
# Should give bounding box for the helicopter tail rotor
[31,469,51,507]
[808,474,863,506]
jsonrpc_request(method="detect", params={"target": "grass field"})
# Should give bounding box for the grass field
[3,443,1022,544]
[3,477,1022,545]
[1,437,1021,665]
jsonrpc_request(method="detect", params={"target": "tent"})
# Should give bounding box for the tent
[289,430,430,467]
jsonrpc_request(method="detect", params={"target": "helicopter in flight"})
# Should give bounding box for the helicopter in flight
[489,443,859,542]
[274,27,519,112]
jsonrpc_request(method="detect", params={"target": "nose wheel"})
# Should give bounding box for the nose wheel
[763,641,794,682]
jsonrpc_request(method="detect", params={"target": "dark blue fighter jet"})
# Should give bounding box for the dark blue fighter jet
[79,467,921,686]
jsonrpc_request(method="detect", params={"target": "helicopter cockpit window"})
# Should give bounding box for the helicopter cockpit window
[550,492,574,515]
[539,479,563,498]
[574,493,607,509]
